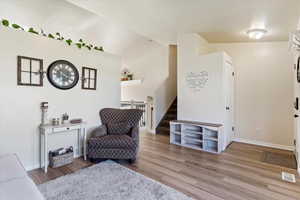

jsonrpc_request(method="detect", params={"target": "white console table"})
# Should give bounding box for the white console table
[39,122,87,173]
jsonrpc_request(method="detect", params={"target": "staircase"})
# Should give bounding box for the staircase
[156,98,177,135]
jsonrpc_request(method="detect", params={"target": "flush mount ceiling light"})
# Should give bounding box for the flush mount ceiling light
[247,29,267,40]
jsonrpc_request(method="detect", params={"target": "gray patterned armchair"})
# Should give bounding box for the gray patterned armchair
[87,108,143,162]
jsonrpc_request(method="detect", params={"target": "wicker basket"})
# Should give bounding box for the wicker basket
[49,151,74,168]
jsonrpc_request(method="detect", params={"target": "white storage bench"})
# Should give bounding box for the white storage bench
[170,120,224,153]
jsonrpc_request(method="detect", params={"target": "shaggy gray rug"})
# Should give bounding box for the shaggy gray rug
[38,161,193,200]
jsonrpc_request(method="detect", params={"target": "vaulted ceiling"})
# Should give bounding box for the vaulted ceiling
[0,0,150,56]
[1,0,300,55]
[68,0,300,44]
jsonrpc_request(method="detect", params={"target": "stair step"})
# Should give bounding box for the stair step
[167,110,177,115]
[156,97,177,136]
[161,119,172,127]
[156,126,170,135]
[165,115,177,120]
[168,108,177,112]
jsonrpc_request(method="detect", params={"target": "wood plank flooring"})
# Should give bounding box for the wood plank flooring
[29,133,300,200]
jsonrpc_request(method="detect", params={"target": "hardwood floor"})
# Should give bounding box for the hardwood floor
[29,132,300,200]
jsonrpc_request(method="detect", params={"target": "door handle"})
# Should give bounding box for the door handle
[294,114,299,118]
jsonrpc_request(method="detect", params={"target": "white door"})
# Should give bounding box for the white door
[224,61,235,147]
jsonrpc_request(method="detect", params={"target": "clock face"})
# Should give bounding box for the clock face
[47,60,79,90]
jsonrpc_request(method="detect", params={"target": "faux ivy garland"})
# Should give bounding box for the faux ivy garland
[0,19,104,52]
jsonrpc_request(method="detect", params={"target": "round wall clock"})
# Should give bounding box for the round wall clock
[47,60,79,90]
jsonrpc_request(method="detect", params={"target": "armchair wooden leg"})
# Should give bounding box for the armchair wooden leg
[90,158,107,163]
[129,158,136,164]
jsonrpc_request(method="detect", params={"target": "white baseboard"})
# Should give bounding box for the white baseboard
[140,126,156,134]
[233,138,294,151]
[25,154,82,171]
[148,129,156,134]
[25,164,40,171]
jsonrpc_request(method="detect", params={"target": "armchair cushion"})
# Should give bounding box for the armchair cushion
[106,122,131,135]
[90,125,107,138]
[88,135,136,149]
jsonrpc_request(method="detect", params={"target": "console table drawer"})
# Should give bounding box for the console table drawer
[52,125,81,133]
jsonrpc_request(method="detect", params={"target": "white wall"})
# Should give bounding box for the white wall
[178,33,294,149]
[177,34,213,59]
[178,52,226,123]
[210,42,294,148]
[121,41,177,130]
[0,27,121,170]
[177,33,218,122]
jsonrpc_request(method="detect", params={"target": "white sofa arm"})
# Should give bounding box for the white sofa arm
[0,154,44,200]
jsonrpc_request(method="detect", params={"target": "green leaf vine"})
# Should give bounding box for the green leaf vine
[0,19,104,52]
[2,19,9,26]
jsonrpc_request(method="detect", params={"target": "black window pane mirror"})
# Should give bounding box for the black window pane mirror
[17,56,43,86]
[82,67,97,90]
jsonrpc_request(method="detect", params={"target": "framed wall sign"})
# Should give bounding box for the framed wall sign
[186,71,208,92]
[17,56,43,86]
[82,67,97,90]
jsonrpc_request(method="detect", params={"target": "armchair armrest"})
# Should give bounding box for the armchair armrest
[129,126,139,144]
[90,125,107,138]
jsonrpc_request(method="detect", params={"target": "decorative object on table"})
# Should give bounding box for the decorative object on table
[17,56,44,86]
[70,118,83,124]
[127,74,133,80]
[87,108,143,163]
[1,19,104,53]
[40,102,48,125]
[62,113,69,124]
[121,68,134,81]
[47,60,79,90]
[49,146,74,168]
[52,118,60,126]
[38,161,192,200]
[82,67,97,90]
[121,68,129,81]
